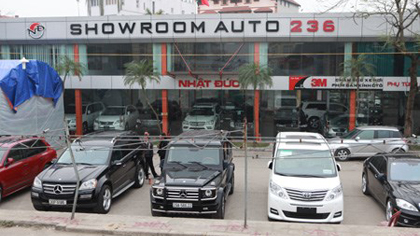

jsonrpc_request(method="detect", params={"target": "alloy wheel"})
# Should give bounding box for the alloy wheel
[362,174,367,193]
[386,200,393,222]
[138,168,145,186]
[336,149,349,161]
[103,188,112,211]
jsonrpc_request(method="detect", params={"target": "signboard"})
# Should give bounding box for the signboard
[293,76,384,90]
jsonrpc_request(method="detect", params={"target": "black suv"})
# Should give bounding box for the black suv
[31,131,146,214]
[150,130,235,219]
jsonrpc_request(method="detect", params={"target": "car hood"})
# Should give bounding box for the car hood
[271,173,341,191]
[97,116,121,122]
[185,115,215,122]
[39,164,107,183]
[163,169,221,187]
[65,114,76,121]
[390,181,420,205]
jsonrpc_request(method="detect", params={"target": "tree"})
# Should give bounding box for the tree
[327,0,420,136]
[145,8,164,15]
[340,54,376,116]
[237,63,273,138]
[124,59,162,133]
[55,55,84,89]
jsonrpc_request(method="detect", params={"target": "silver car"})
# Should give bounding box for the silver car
[328,126,408,161]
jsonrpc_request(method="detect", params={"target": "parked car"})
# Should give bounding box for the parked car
[362,153,420,226]
[135,111,163,135]
[31,131,146,213]
[150,130,235,219]
[300,101,348,130]
[94,105,139,131]
[321,113,369,138]
[0,136,56,203]
[66,102,106,133]
[329,126,408,161]
[268,132,343,223]
[150,99,182,121]
[183,103,221,131]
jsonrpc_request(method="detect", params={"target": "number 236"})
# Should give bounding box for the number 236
[291,20,335,33]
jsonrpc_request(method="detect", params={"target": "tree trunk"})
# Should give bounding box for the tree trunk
[142,88,162,134]
[403,56,418,137]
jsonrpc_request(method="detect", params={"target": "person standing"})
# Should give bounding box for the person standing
[158,133,169,172]
[144,132,158,179]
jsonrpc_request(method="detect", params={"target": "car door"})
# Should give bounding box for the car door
[367,156,386,206]
[2,144,28,194]
[375,130,393,153]
[109,148,127,194]
[22,140,48,180]
[353,130,377,156]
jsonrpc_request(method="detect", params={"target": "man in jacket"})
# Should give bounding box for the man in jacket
[144,132,158,179]
[158,133,169,171]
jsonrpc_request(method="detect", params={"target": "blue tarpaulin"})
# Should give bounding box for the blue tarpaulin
[0,60,63,112]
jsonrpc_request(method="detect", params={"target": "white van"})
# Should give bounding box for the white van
[267,132,343,223]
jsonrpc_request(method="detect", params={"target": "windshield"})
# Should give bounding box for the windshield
[102,107,125,116]
[0,149,5,160]
[190,109,214,116]
[57,147,110,165]
[65,105,87,114]
[389,161,420,182]
[274,149,337,178]
[166,146,220,165]
[342,129,360,139]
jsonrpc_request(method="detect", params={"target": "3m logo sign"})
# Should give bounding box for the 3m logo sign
[311,78,327,87]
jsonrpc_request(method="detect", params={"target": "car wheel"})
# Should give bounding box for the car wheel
[95,185,112,214]
[33,204,47,211]
[392,148,405,153]
[151,209,163,217]
[83,122,88,134]
[229,173,235,195]
[386,200,394,222]
[308,117,320,130]
[133,166,145,188]
[362,173,370,195]
[267,216,275,222]
[335,149,350,161]
[214,194,226,219]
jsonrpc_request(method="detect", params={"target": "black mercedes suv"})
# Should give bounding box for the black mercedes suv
[31,131,146,214]
[150,130,235,219]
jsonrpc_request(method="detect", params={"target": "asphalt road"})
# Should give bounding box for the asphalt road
[0,150,385,226]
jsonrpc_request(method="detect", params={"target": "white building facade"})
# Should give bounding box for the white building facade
[198,0,300,14]
[89,0,196,16]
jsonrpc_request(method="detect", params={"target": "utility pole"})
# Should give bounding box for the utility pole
[243,117,248,228]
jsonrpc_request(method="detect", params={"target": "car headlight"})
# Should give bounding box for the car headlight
[153,187,164,196]
[396,199,419,212]
[325,184,343,201]
[33,177,42,189]
[269,180,288,199]
[183,121,189,126]
[113,120,122,126]
[79,179,97,191]
[202,188,216,198]
[206,120,215,125]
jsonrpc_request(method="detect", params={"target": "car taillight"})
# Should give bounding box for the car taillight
[403,138,408,144]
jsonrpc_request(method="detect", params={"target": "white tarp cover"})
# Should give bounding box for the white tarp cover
[0,60,65,149]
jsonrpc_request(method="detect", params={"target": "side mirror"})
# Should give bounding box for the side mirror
[268,160,273,170]
[87,110,92,115]
[6,158,14,166]
[113,161,122,166]
[376,173,386,183]
[355,136,360,141]
[223,160,229,169]
[336,163,341,172]
[412,134,417,138]
[51,158,58,164]
[127,111,131,115]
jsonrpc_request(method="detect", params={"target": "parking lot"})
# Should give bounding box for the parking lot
[0,148,386,226]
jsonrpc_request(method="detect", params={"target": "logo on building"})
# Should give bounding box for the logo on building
[28,23,45,39]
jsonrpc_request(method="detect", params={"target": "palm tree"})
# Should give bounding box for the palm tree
[340,54,376,117]
[237,63,273,138]
[124,59,162,133]
[55,55,84,89]
[85,0,92,16]
[145,8,164,15]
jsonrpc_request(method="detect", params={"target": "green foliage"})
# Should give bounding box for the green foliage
[340,54,376,86]
[123,59,160,90]
[145,8,164,15]
[237,63,273,91]
[55,56,84,83]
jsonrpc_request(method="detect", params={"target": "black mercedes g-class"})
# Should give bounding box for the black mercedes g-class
[150,130,235,219]
[31,131,146,214]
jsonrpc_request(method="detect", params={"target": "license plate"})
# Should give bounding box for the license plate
[297,207,316,214]
[49,199,67,205]
[173,202,193,208]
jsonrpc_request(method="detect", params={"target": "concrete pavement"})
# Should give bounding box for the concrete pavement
[0,209,418,236]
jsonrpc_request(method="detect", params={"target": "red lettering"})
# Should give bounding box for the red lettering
[196,80,205,88]
[323,20,335,32]
[311,78,327,87]
[291,20,302,33]
[214,80,222,87]
[232,80,240,88]
[403,82,410,86]
[307,20,318,32]
[204,80,211,87]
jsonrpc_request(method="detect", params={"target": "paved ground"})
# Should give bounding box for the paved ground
[0,226,106,236]
[0,149,386,226]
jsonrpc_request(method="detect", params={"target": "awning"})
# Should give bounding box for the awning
[219,6,252,13]
[254,7,274,13]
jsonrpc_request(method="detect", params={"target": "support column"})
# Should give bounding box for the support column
[74,44,83,136]
[345,43,356,131]
[161,43,169,135]
[254,43,260,140]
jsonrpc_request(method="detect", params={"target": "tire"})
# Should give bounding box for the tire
[83,122,88,134]
[267,216,275,222]
[335,149,350,161]
[392,148,405,153]
[33,204,47,211]
[133,166,145,188]
[151,209,163,217]
[229,173,235,195]
[361,173,370,195]
[214,194,226,219]
[308,117,320,130]
[386,199,394,222]
[94,185,112,214]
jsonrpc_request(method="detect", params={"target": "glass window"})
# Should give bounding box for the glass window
[58,147,110,165]
[358,130,374,139]
[391,131,402,138]
[390,161,420,181]
[23,140,46,157]
[103,107,125,115]
[377,130,391,139]
[369,156,386,173]
[7,145,25,162]
[167,146,220,165]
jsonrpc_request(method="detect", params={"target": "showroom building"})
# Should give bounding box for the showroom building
[0,13,419,137]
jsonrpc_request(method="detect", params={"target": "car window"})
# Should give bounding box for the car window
[391,131,402,138]
[111,150,124,163]
[167,146,220,165]
[57,147,109,165]
[23,140,47,157]
[376,130,391,139]
[358,130,374,140]
[370,156,386,173]
[7,144,26,162]
[389,160,420,181]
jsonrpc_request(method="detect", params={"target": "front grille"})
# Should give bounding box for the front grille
[285,188,328,202]
[43,183,77,195]
[191,122,205,126]
[166,188,199,200]
[283,211,330,220]
[100,121,114,125]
